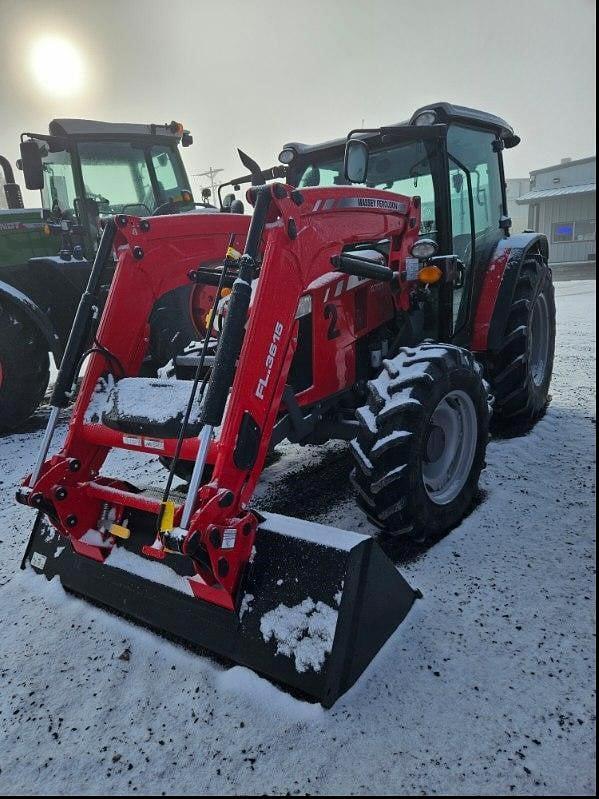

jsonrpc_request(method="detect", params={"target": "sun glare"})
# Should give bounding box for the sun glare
[30,36,85,97]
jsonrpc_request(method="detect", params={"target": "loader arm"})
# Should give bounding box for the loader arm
[180,183,420,606]
[20,183,419,611]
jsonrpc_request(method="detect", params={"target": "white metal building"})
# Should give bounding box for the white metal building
[516,156,596,265]
[506,177,531,233]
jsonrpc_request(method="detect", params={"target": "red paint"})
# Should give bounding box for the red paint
[470,247,510,352]
[23,185,422,610]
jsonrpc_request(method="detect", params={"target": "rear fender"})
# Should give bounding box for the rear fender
[471,233,550,353]
[0,279,62,363]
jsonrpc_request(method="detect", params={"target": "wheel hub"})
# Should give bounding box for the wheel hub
[425,425,446,462]
[530,292,550,388]
[422,390,478,506]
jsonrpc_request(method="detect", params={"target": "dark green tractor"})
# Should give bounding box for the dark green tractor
[0,118,197,431]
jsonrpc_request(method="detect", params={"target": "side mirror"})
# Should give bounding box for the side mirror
[452,172,464,194]
[344,139,369,184]
[20,140,44,190]
[221,192,236,211]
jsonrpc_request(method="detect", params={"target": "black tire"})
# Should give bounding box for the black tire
[350,343,490,541]
[487,256,556,423]
[0,303,50,433]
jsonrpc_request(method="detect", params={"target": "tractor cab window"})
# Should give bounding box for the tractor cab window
[150,146,185,205]
[446,125,505,333]
[78,141,154,217]
[41,149,77,217]
[297,139,438,237]
[76,141,189,217]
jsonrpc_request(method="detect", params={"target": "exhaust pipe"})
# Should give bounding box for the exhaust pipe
[0,155,24,209]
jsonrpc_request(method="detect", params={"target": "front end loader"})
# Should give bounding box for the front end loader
[18,185,424,706]
[18,102,556,705]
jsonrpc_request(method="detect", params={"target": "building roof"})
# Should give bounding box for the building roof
[530,155,595,176]
[516,183,596,204]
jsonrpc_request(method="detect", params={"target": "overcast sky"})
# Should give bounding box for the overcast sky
[0,0,596,202]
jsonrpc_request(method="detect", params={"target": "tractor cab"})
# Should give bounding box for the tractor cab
[19,118,195,260]
[0,119,197,432]
[280,102,520,345]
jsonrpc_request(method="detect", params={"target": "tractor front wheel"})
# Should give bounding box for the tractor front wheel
[487,257,556,424]
[351,344,491,541]
[0,303,50,433]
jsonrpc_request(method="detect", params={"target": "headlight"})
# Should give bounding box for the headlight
[278,148,296,165]
[414,110,437,126]
[410,238,438,260]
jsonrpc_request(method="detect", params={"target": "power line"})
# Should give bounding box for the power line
[192,166,224,205]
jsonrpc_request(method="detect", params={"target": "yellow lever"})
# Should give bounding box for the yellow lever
[110,523,130,540]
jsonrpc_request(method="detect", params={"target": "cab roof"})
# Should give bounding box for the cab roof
[48,119,184,141]
[283,101,519,158]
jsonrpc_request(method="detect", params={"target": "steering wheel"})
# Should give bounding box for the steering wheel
[121,203,152,216]
[152,198,217,216]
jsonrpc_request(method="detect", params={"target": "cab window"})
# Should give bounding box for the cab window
[78,141,153,216]
[41,150,77,216]
[150,146,185,204]
[297,139,438,237]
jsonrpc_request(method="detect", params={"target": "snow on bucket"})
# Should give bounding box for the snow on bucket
[239,513,420,705]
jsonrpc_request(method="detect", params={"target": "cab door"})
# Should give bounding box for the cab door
[446,125,506,342]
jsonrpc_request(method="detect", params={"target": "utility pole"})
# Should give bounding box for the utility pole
[193,166,224,205]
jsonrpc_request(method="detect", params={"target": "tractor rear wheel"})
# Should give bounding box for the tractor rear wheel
[0,303,50,433]
[487,256,556,423]
[350,344,491,541]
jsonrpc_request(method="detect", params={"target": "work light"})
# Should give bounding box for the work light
[410,238,439,260]
[278,148,296,165]
[414,110,437,126]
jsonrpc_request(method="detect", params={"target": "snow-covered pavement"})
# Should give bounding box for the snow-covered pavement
[0,281,595,795]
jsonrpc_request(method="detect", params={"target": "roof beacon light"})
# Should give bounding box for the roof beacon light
[169,121,185,136]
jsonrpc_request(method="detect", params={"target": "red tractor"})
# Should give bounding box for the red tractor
[19,103,555,706]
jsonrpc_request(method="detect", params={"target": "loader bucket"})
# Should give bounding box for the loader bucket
[23,510,419,707]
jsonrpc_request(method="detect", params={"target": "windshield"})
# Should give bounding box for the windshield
[296,139,438,235]
[41,141,190,217]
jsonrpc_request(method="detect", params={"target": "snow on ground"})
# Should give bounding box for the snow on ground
[0,281,595,795]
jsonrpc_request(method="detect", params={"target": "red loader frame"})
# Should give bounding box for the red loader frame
[21,182,420,611]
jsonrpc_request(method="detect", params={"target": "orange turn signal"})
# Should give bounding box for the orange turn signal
[418,265,443,284]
